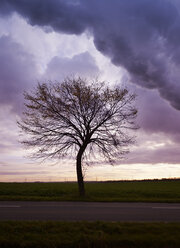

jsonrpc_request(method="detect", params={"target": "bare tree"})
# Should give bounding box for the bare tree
[18,77,138,197]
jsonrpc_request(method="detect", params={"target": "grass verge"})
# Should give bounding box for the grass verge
[0,179,180,202]
[0,221,180,248]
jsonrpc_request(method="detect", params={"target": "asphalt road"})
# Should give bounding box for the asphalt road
[0,201,180,222]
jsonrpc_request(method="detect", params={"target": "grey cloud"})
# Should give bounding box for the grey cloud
[80,139,180,164]
[89,0,180,110]
[126,144,180,164]
[0,35,39,112]
[0,161,8,167]
[44,52,99,81]
[135,86,180,136]
[0,144,10,152]
[0,35,99,113]
[0,0,89,34]
[0,171,48,175]
[1,0,180,110]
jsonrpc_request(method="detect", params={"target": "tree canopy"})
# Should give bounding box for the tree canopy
[18,77,138,196]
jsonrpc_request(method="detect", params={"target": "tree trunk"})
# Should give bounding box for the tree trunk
[76,147,85,197]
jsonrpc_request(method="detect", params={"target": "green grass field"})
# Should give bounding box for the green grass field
[0,221,180,248]
[0,179,180,202]
[0,180,180,247]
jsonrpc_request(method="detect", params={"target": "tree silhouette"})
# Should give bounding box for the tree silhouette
[18,77,138,196]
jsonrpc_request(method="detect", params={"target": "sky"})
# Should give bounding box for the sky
[0,0,180,182]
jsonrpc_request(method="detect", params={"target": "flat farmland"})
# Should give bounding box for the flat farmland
[0,179,180,202]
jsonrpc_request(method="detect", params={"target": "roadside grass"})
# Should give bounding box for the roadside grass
[0,221,180,248]
[0,179,180,202]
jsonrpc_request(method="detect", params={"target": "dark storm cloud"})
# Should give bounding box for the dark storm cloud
[0,35,38,112]
[0,0,180,109]
[0,0,89,34]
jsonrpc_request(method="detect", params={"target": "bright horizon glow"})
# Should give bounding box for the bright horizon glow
[0,161,180,182]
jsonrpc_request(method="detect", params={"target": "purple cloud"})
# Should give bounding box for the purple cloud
[0,171,48,175]
[136,87,180,136]
[126,142,180,164]
[0,35,38,112]
[0,0,180,110]
[0,0,179,171]
[44,52,99,81]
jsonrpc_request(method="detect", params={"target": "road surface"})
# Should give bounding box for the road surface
[0,201,180,222]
